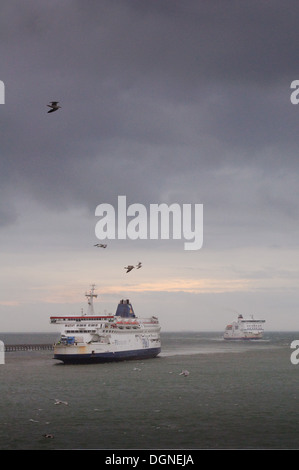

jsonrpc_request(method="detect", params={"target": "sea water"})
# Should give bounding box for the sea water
[0,331,298,450]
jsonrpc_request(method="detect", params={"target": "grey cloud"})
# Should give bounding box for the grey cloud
[1,0,299,243]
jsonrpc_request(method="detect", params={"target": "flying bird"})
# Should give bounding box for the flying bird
[94,243,107,248]
[124,265,135,273]
[136,262,142,269]
[47,101,61,113]
[179,370,190,377]
[54,399,68,406]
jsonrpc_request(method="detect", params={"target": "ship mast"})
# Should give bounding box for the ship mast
[85,284,97,315]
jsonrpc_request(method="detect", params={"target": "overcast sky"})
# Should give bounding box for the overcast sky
[1,0,299,332]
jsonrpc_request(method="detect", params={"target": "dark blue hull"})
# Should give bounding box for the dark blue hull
[53,347,161,364]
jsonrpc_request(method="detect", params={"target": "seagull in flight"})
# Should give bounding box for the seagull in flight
[179,370,190,377]
[47,101,61,113]
[124,265,135,273]
[54,399,68,406]
[136,262,142,269]
[94,243,107,248]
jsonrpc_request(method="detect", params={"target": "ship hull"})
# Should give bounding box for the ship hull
[53,346,161,364]
[224,331,263,340]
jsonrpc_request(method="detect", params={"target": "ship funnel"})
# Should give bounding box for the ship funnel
[115,299,136,318]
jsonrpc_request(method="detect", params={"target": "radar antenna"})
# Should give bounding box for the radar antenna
[85,284,98,315]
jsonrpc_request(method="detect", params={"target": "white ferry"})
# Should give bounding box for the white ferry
[223,314,265,340]
[50,285,161,364]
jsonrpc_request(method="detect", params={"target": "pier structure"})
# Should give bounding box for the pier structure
[5,344,54,352]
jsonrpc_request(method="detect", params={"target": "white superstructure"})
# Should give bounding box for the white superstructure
[223,314,265,340]
[50,285,161,363]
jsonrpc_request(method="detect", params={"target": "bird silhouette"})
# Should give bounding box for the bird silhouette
[47,101,61,113]
[124,265,135,273]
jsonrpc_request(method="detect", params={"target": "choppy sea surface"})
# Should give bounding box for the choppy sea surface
[0,331,299,450]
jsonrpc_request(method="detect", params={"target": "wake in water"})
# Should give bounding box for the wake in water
[160,334,273,357]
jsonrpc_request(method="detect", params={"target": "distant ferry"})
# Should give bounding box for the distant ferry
[50,285,161,364]
[223,314,265,340]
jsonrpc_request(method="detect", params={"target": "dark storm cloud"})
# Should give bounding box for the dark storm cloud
[1,0,299,244]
